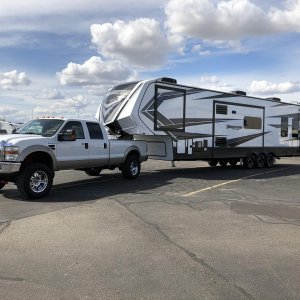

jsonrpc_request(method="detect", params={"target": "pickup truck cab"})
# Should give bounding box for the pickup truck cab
[0,118,147,199]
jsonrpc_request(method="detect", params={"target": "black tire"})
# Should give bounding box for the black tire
[219,159,228,167]
[208,160,218,167]
[265,154,274,168]
[85,168,102,176]
[256,154,265,168]
[0,181,6,190]
[229,159,238,166]
[122,155,140,179]
[16,163,54,199]
[243,154,256,169]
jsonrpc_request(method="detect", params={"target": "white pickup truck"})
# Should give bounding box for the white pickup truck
[0,118,148,199]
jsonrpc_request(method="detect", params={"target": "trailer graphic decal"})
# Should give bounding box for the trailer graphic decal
[226,132,270,147]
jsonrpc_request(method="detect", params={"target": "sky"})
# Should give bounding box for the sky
[1,0,300,123]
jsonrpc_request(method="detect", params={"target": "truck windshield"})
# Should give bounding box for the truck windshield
[100,81,140,124]
[16,119,64,137]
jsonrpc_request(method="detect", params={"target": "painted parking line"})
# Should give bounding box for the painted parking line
[183,167,292,197]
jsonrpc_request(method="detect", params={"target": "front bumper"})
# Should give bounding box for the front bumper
[0,162,21,174]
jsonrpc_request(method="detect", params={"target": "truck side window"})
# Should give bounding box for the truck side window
[61,121,85,139]
[87,122,103,140]
[281,117,288,137]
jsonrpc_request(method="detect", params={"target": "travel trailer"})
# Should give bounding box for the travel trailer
[0,121,16,134]
[96,78,300,168]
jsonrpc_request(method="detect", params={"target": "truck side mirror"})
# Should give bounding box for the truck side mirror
[58,129,76,141]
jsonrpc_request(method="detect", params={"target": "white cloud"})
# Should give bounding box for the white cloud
[0,0,164,17]
[33,95,91,117]
[57,56,133,86]
[191,75,235,92]
[35,89,65,100]
[0,0,164,34]
[165,0,300,41]
[269,1,300,31]
[248,80,300,94]
[200,75,220,85]
[0,106,18,116]
[0,70,31,90]
[91,18,171,68]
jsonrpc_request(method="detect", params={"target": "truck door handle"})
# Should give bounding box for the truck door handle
[85,143,88,149]
[104,143,107,149]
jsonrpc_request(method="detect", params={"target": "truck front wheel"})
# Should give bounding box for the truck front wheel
[122,155,140,179]
[16,163,54,199]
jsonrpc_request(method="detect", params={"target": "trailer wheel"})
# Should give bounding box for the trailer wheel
[16,163,54,199]
[229,159,238,166]
[85,168,102,176]
[243,154,256,169]
[256,154,265,168]
[208,160,218,167]
[219,159,228,167]
[265,154,274,168]
[122,155,140,179]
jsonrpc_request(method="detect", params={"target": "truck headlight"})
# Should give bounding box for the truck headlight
[4,146,19,161]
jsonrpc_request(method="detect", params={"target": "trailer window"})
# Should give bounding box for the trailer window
[292,118,299,138]
[216,105,228,115]
[244,116,262,130]
[281,117,288,137]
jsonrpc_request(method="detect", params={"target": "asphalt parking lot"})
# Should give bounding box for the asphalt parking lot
[0,158,300,299]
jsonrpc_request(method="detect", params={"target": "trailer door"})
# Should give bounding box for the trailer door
[213,102,265,158]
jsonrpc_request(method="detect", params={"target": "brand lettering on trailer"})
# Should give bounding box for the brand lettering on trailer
[227,125,242,130]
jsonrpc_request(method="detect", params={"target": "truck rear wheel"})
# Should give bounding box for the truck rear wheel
[16,163,53,199]
[85,168,102,176]
[122,155,140,179]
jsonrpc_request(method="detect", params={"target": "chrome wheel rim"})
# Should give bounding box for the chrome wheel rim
[130,161,139,176]
[30,171,48,193]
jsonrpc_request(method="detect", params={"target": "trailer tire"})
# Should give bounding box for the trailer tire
[243,154,256,169]
[265,154,274,168]
[208,160,218,167]
[229,159,238,166]
[122,155,140,179]
[16,163,53,199]
[219,159,228,167]
[256,154,265,168]
[85,168,102,176]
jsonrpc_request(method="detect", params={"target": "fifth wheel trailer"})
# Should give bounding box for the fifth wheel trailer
[96,77,300,168]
